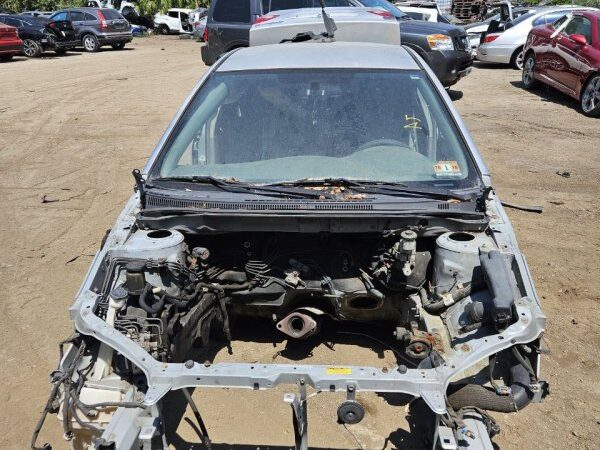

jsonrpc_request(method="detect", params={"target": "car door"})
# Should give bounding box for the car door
[69,10,86,37]
[167,10,180,30]
[210,0,255,55]
[180,11,191,32]
[532,12,569,77]
[552,15,594,94]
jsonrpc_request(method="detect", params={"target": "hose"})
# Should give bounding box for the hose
[138,283,165,314]
[447,362,533,412]
[420,280,484,314]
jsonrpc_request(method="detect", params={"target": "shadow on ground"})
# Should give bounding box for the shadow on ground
[509,80,582,114]
[163,389,433,449]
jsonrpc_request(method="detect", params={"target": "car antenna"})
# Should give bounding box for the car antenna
[318,0,337,39]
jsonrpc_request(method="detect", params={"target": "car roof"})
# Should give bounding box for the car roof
[575,9,600,17]
[216,42,421,72]
[530,5,591,16]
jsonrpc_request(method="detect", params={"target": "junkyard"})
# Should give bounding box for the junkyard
[1,4,600,450]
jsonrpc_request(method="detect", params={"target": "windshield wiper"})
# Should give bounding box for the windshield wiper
[270,178,472,202]
[151,176,334,200]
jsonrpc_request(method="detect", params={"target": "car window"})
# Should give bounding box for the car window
[214,0,251,23]
[261,0,354,14]
[153,69,480,189]
[51,11,68,21]
[3,17,21,27]
[102,9,124,19]
[168,10,179,18]
[84,13,97,21]
[359,0,407,19]
[508,12,534,27]
[552,15,569,29]
[70,11,85,21]
[564,15,592,43]
[533,10,570,27]
[405,12,426,20]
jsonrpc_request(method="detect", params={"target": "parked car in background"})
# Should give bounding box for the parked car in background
[522,10,600,116]
[394,1,451,23]
[0,14,78,57]
[202,0,472,87]
[85,0,137,15]
[476,5,589,69]
[194,15,207,41]
[154,8,193,34]
[20,11,54,18]
[465,4,539,56]
[50,8,132,52]
[189,7,207,27]
[0,22,22,61]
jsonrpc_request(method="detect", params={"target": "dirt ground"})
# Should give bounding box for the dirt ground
[0,36,599,450]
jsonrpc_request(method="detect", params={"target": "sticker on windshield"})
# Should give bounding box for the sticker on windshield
[434,161,462,178]
[403,115,422,129]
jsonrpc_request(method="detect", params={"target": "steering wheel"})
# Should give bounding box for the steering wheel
[356,138,406,152]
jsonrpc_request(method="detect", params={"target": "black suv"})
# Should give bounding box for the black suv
[0,14,78,57]
[201,0,472,87]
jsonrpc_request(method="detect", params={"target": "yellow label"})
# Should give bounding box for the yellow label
[326,367,352,375]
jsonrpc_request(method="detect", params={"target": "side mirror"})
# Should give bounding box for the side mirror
[569,34,587,46]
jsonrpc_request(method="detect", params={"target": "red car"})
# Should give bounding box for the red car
[522,10,600,116]
[0,22,22,61]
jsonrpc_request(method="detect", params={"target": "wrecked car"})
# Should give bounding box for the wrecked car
[32,30,548,450]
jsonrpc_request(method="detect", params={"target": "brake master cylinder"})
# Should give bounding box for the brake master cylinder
[394,230,417,276]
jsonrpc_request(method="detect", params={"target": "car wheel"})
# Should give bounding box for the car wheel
[23,39,42,58]
[522,53,538,89]
[511,47,524,70]
[581,74,600,117]
[111,42,125,50]
[82,34,100,52]
[158,24,169,35]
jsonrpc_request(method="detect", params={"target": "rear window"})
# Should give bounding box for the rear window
[261,0,353,14]
[101,9,124,20]
[509,12,534,26]
[214,0,251,23]
[532,10,570,27]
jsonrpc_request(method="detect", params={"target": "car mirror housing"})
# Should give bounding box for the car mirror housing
[569,34,587,46]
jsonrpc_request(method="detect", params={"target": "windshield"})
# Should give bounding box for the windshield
[151,69,480,189]
[357,0,407,19]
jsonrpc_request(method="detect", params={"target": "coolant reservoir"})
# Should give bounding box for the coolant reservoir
[432,232,495,296]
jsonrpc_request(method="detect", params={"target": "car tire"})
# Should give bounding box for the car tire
[580,74,600,117]
[23,39,42,58]
[82,34,100,52]
[510,46,524,70]
[111,42,126,50]
[157,24,169,35]
[522,53,538,89]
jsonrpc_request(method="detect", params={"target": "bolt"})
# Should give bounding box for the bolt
[184,360,194,369]
[398,365,408,374]
[382,366,389,373]
[461,344,471,352]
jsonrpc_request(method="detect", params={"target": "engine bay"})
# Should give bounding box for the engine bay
[32,201,548,450]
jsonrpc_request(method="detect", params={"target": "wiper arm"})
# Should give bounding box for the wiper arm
[352,183,472,202]
[152,176,333,200]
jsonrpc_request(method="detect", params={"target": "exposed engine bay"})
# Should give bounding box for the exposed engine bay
[31,192,548,450]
